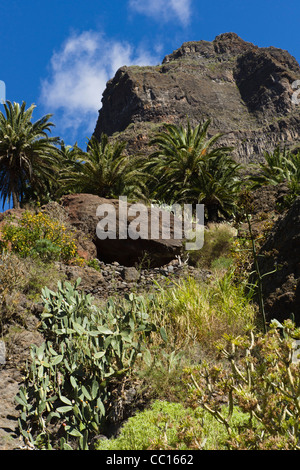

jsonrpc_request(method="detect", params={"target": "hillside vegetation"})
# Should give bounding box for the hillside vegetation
[0,101,299,450]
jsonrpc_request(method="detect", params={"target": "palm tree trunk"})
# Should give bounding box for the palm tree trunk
[12,190,20,209]
[207,203,219,222]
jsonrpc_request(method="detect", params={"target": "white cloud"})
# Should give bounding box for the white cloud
[40,31,159,140]
[129,0,192,26]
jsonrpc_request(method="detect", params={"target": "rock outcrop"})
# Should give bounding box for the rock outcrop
[60,193,185,267]
[255,197,300,324]
[93,32,300,163]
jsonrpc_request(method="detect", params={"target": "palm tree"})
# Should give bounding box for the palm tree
[22,140,84,205]
[50,141,85,199]
[60,134,148,200]
[145,119,241,220]
[250,146,300,188]
[0,101,59,208]
[188,154,242,221]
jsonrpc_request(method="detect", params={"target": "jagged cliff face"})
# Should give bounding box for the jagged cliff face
[93,33,300,163]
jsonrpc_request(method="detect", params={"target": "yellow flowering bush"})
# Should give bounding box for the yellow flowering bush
[0,211,80,264]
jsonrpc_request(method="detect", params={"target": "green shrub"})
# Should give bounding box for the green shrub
[250,146,300,189]
[96,400,204,450]
[187,320,300,449]
[150,272,256,352]
[30,239,61,262]
[0,211,81,264]
[87,258,101,271]
[189,223,235,270]
[95,399,249,450]
[16,281,160,450]
[211,256,234,271]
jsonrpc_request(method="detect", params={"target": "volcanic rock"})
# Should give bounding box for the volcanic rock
[122,267,140,282]
[60,193,185,267]
[254,197,300,324]
[93,32,300,163]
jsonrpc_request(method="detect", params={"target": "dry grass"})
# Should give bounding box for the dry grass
[189,222,237,270]
[147,271,256,354]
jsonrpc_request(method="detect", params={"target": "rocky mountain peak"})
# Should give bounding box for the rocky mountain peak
[93,33,300,163]
[162,33,255,64]
[213,32,256,54]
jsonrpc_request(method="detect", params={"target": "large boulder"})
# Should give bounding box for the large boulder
[255,197,300,324]
[60,193,186,267]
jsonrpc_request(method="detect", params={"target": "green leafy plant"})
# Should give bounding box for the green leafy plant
[188,222,235,269]
[60,134,148,200]
[187,320,300,449]
[249,146,300,207]
[0,100,59,209]
[150,273,256,352]
[250,146,300,188]
[0,211,81,264]
[145,119,241,221]
[87,258,101,271]
[95,400,205,450]
[30,239,61,262]
[16,280,160,449]
[95,399,249,450]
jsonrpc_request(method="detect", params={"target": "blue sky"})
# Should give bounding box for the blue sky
[0,0,300,210]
